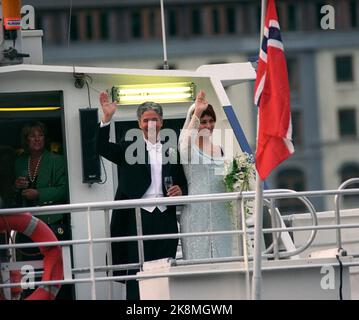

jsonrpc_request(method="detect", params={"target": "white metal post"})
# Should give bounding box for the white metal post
[104,209,113,300]
[252,0,267,300]
[160,0,169,69]
[240,198,251,300]
[252,173,264,300]
[135,207,145,268]
[270,199,280,259]
[86,206,96,300]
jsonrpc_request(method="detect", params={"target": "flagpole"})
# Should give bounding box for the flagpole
[252,0,267,301]
[160,0,169,70]
[259,0,267,48]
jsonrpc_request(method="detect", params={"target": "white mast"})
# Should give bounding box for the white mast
[160,0,169,70]
[252,0,267,301]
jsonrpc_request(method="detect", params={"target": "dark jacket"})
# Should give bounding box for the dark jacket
[15,149,68,224]
[97,123,188,275]
[97,124,187,200]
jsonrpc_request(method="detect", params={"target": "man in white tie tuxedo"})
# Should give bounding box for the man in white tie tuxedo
[97,92,188,300]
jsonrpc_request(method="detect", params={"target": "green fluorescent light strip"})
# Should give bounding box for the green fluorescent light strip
[113,82,196,105]
[120,93,193,102]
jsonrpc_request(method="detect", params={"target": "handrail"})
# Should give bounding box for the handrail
[1,188,359,216]
[1,185,359,299]
[261,189,318,259]
[3,257,359,292]
[334,178,359,252]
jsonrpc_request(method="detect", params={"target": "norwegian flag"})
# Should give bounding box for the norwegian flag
[253,0,294,180]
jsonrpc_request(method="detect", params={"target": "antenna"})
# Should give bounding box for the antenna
[67,0,73,49]
[160,0,169,70]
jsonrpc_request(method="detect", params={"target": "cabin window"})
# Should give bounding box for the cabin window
[86,13,93,40]
[41,14,56,44]
[338,108,357,138]
[241,4,251,34]
[277,168,306,192]
[340,163,359,207]
[0,90,73,298]
[291,110,303,147]
[350,0,358,28]
[276,2,284,28]
[131,11,142,38]
[276,168,307,214]
[256,5,261,33]
[287,3,298,31]
[287,57,300,94]
[191,8,202,35]
[70,14,79,41]
[212,8,220,34]
[100,12,109,40]
[168,9,178,37]
[340,163,359,184]
[148,10,157,38]
[35,14,43,31]
[335,55,354,82]
[226,7,236,34]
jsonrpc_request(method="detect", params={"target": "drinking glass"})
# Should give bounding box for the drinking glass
[19,170,30,189]
[164,176,173,191]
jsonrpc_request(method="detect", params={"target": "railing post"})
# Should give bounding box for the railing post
[252,173,264,300]
[86,206,96,300]
[234,198,243,257]
[104,209,113,300]
[239,197,251,300]
[334,178,359,252]
[334,195,343,251]
[269,199,280,260]
[135,207,145,269]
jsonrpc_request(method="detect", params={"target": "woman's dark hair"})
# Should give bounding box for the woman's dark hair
[21,121,49,152]
[200,104,216,122]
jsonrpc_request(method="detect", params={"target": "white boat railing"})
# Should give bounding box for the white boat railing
[333,178,359,252]
[1,186,359,299]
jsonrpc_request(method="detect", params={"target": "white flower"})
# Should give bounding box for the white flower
[233,181,241,190]
[224,152,256,218]
[224,152,255,192]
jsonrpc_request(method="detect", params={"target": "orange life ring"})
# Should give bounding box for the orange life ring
[0,212,63,300]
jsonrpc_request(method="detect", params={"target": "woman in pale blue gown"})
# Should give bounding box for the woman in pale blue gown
[179,90,234,260]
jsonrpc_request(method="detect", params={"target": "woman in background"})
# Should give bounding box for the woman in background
[14,121,71,299]
[14,121,68,257]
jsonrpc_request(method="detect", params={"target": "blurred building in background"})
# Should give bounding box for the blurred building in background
[23,0,359,212]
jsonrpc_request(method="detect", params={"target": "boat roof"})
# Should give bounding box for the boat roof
[0,62,256,87]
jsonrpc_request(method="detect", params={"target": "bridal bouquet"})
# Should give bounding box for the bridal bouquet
[224,152,256,218]
[224,152,255,192]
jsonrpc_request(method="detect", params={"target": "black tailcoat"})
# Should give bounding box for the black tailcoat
[97,124,188,278]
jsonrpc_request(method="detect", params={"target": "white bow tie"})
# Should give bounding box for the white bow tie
[146,142,162,152]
